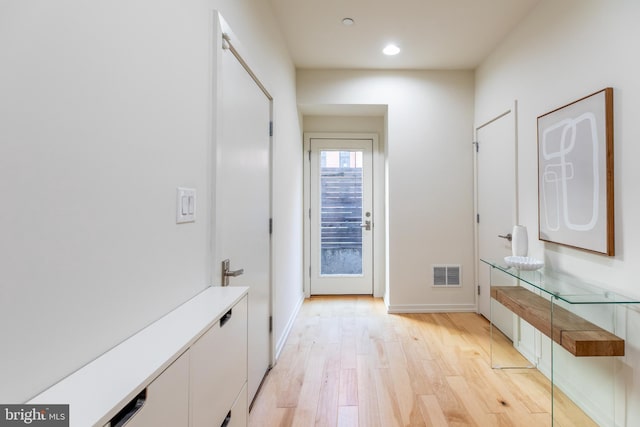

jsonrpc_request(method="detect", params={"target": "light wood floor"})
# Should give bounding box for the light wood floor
[249,296,597,427]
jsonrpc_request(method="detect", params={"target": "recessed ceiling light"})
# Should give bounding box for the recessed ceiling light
[342,17,355,26]
[383,44,401,56]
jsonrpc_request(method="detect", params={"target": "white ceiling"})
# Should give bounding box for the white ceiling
[269,0,541,70]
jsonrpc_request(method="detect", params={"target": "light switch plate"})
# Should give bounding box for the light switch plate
[176,187,196,223]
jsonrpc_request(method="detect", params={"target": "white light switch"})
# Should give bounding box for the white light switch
[181,196,188,215]
[176,187,196,223]
[188,195,194,215]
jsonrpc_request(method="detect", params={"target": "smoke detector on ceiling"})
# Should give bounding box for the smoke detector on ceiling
[342,17,355,26]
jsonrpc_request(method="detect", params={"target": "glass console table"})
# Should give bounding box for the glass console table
[481,259,640,426]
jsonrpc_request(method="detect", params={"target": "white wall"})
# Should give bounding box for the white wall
[0,0,302,403]
[476,1,640,424]
[297,70,475,312]
[303,115,385,136]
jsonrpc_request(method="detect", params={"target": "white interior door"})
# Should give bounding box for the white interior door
[308,138,373,295]
[476,109,517,339]
[217,44,271,404]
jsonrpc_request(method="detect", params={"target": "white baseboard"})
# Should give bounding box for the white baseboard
[273,295,304,362]
[386,303,476,313]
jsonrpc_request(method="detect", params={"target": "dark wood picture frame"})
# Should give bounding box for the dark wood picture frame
[537,88,614,256]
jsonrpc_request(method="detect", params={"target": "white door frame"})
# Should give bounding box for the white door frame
[303,132,384,298]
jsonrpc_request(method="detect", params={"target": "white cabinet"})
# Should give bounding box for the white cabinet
[190,295,248,427]
[227,383,248,427]
[30,286,249,427]
[107,294,248,427]
[106,352,190,427]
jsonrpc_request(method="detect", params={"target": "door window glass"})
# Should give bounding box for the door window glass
[320,150,363,275]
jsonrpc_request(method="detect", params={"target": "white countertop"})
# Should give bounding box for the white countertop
[29,286,249,427]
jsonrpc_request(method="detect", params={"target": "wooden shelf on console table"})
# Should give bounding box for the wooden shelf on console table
[491,286,625,357]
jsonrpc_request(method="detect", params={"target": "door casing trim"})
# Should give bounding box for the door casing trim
[303,132,384,298]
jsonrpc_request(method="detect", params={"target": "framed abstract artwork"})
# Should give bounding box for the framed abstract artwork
[537,88,614,255]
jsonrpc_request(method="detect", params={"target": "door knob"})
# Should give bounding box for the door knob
[498,233,512,242]
[360,220,371,231]
[221,259,244,286]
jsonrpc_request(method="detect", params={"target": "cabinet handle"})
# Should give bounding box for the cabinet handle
[220,308,232,327]
[109,388,147,427]
[220,410,232,427]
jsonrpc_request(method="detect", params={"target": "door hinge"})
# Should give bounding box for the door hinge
[473,141,479,152]
[478,285,481,295]
[269,315,273,333]
[309,265,311,278]
[309,208,311,219]
[269,121,273,137]
[476,213,480,223]
[269,218,273,234]
[308,150,311,161]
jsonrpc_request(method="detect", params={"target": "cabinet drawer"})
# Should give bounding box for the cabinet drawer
[190,295,248,427]
[105,351,189,427]
[225,383,247,427]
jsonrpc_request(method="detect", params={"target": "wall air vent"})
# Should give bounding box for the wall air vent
[432,265,461,287]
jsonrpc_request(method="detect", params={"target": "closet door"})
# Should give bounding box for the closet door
[216,37,271,405]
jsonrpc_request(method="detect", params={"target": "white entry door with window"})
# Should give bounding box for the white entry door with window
[305,137,374,295]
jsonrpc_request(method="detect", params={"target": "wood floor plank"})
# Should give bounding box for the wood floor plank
[249,296,598,427]
[447,375,495,426]
[401,339,435,395]
[249,369,297,427]
[422,359,474,425]
[498,370,550,415]
[247,372,277,425]
[370,338,389,368]
[340,335,357,370]
[338,368,358,407]
[419,395,449,427]
[315,342,341,427]
[373,367,405,427]
[355,318,372,356]
[551,385,599,427]
[275,339,312,408]
[277,408,296,427]
[356,354,382,427]
[289,341,328,426]
[397,314,435,361]
[458,358,507,415]
[463,358,547,427]
[384,341,426,426]
[337,406,358,427]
